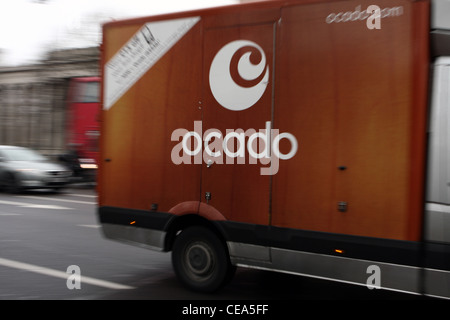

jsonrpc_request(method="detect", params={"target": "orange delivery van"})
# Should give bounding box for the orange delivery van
[97,0,450,298]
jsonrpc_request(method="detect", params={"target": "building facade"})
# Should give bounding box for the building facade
[0,47,99,157]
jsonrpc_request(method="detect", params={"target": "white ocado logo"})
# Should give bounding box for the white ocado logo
[170,39,298,176]
[209,40,269,111]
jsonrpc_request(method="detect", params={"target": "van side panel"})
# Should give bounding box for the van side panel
[201,18,278,225]
[272,0,429,241]
[99,20,203,212]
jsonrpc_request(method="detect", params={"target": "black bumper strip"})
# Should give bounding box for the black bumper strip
[218,221,450,271]
[98,206,450,271]
[98,206,173,231]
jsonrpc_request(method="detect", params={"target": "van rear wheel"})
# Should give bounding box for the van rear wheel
[172,226,233,292]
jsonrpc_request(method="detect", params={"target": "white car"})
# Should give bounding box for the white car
[0,146,72,192]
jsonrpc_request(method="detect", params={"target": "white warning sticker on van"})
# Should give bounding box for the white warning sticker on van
[104,16,200,110]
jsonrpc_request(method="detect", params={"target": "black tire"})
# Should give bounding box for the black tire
[4,172,22,194]
[171,226,233,293]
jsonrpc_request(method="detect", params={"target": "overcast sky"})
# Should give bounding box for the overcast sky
[0,0,239,66]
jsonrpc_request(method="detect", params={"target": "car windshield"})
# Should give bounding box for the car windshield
[2,148,47,161]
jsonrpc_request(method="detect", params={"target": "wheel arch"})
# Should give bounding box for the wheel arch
[164,201,228,252]
[164,214,228,253]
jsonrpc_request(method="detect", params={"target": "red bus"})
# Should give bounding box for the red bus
[64,77,100,181]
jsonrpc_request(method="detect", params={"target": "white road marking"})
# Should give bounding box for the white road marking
[426,202,450,213]
[68,193,97,199]
[0,213,23,216]
[21,204,72,210]
[0,257,135,290]
[77,224,101,229]
[17,195,96,205]
[0,199,33,206]
[0,199,71,210]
